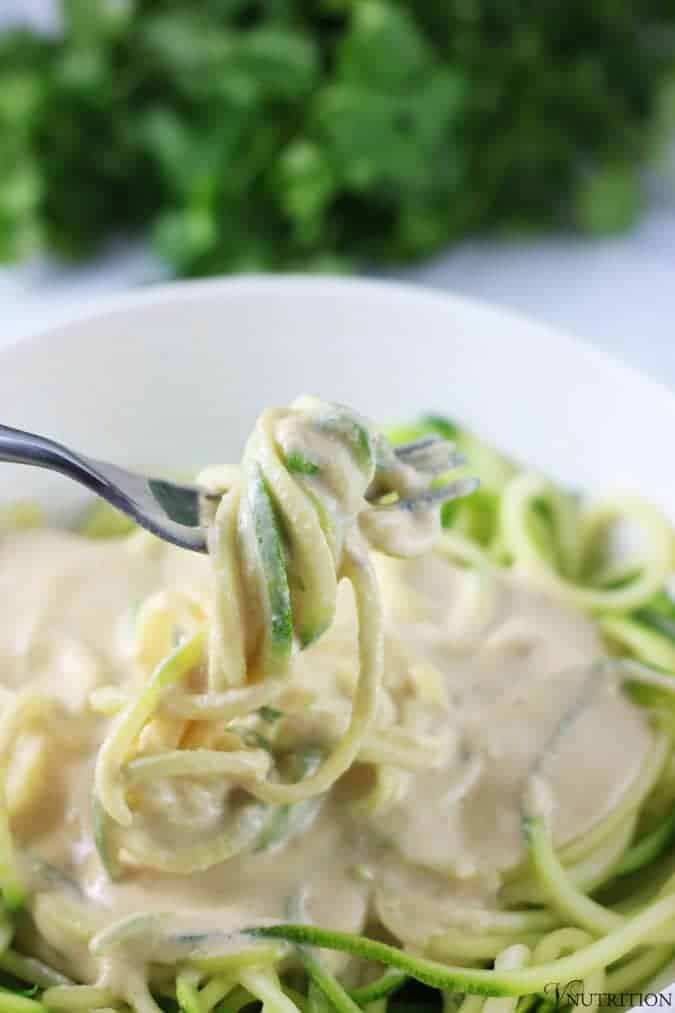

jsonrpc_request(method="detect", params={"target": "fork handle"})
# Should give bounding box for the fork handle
[0,424,107,495]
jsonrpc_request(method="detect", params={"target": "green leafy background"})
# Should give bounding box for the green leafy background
[1,0,674,275]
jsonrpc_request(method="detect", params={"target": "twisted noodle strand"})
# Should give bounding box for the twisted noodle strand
[93,398,441,869]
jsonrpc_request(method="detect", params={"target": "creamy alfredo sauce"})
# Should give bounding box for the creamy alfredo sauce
[0,527,651,979]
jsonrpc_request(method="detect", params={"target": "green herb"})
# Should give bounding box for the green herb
[258,706,283,723]
[230,726,274,752]
[1,2,672,274]
[285,453,320,477]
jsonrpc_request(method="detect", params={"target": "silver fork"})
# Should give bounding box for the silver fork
[0,424,477,553]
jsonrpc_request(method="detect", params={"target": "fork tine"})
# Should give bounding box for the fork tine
[415,449,466,475]
[394,436,445,457]
[378,477,479,514]
[394,437,465,475]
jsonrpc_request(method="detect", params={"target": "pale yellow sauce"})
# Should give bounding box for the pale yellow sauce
[0,528,652,979]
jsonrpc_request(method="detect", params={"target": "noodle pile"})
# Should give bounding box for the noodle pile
[0,403,674,1013]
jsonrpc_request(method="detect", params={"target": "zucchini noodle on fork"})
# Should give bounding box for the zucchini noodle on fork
[93,396,445,863]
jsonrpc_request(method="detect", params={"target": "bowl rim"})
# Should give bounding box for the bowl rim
[2,272,674,410]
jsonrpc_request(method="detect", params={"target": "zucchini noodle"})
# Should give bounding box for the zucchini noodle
[499,474,673,613]
[0,404,675,1013]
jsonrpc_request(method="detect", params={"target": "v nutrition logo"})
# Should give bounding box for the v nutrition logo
[544,980,673,1008]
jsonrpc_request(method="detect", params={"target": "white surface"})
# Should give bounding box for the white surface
[401,194,675,384]
[0,0,58,31]
[1,275,674,1007]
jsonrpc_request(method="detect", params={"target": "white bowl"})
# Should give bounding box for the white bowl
[1,276,674,1007]
[2,276,675,520]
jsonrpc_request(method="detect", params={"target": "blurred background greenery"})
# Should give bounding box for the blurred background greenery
[1,0,674,277]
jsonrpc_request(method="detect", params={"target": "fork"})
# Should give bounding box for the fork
[0,424,477,553]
